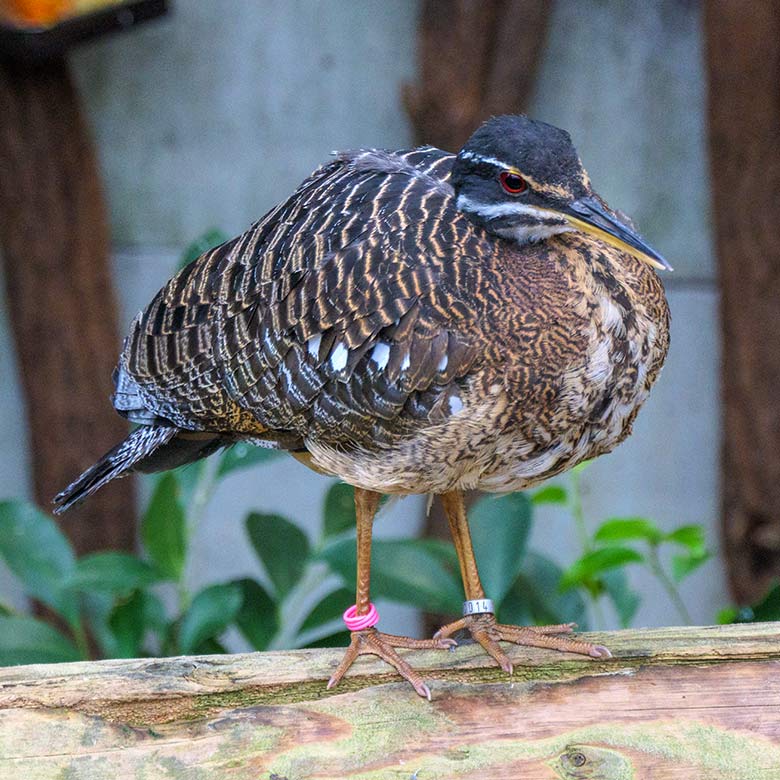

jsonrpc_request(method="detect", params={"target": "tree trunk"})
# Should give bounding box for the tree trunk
[704,3,780,604]
[0,58,135,555]
[404,0,551,151]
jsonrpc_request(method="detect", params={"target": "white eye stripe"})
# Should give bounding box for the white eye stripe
[456,195,566,222]
[458,150,513,170]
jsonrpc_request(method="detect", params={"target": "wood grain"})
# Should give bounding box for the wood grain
[0,623,778,778]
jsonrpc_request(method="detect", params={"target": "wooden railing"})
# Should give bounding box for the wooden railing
[0,623,779,778]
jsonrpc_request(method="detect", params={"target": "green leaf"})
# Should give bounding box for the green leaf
[193,637,229,655]
[751,582,780,622]
[246,513,310,598]
[665,525,706,554]
[499,552,588,629]
[0,501,78,627]
[716,606,739,625]
[66,552,162,595]
[178,582,243,654]
[572,460,591,474]
[232,578,279,651]
[469,493,533,604]
[304,630,352,648]
[323,482,356,538]
[594,517,663,545]
[217,442,283,478]
[300,587,353,633]
[0,615,80,665]
[141,473,187,581]
[172,461,207,509]
[416,538,459,571]
[560,547,644,591]
[602,568,641,628]
[179,229,229,270]
[109,591,166,658]
[530,485,568,506]
[321,537,463,614]
[671,550,710,582]
[79,591,119,657]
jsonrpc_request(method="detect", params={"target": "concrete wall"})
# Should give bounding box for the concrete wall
[0,0,723,634]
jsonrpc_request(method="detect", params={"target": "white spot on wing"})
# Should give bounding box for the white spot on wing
[400,351,411,371]
[307,334,321,359]
[371,342,390,371]
[437,353,448,372]
[330,342,349,372]
[448,395,464,415]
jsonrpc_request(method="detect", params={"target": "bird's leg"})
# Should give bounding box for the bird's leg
[434,489,611,673]
[327,487,455,699]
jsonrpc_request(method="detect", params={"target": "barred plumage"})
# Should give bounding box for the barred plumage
[55,126,669,508]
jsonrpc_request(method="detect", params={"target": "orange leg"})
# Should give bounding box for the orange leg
[327,487,455,699]
[434,489,611,673]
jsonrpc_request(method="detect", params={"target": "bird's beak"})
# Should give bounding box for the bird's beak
[561,196,673,271]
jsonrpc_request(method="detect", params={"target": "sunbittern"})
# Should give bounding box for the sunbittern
[56,115,670,699]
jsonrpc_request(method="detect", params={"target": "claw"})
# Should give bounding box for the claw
[327,627,450,699]
[439,613,613,670]
[590,644,613,659]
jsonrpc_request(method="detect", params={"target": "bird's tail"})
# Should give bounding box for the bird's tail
[53,426,178,514]
[54,423,238,514]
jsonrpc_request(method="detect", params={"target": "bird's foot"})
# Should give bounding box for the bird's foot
[327,628,456,700]
[434,614,611,674]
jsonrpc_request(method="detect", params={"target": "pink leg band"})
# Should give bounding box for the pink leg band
[343,602,379,631]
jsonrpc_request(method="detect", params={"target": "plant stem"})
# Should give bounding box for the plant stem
[177,455,222,612]
[188,455,221,535]
[570,466,608,630]
[570,468,591,553]
[72,619,91,660]
[268,562,333,651]
[647,544,693,625]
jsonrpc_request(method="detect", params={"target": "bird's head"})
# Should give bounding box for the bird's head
[451,115,671,272]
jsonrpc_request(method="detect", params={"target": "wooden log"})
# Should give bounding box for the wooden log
[0,623,778,778]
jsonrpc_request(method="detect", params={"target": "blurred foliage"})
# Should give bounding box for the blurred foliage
[0,455,721,665]
[718,582,780,625]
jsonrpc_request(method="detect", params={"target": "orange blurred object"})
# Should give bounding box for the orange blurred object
[0,0,119,27]
[1,0,71,25]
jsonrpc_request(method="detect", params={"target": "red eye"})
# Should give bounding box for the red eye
[500,171,528,195]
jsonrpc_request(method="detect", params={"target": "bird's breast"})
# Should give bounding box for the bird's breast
[474,246,670,493]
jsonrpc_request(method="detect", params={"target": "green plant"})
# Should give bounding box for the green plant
[0,452,717,666]
[551,463,710,628]
[718,581,780,625]
[0,470,590,665]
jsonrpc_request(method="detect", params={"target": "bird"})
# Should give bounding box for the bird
[55,115,671,699]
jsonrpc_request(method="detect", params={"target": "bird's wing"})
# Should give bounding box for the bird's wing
[119,147,492,449]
